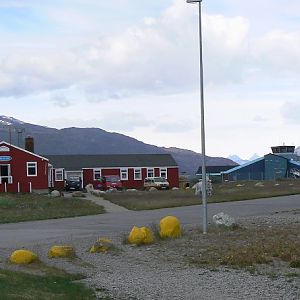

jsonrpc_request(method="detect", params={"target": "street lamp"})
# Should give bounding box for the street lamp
[186,0,208,234]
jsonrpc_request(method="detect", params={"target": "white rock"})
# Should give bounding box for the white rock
[212,212,236,227]
[85,183,94,193]
[50,190,61,197]
[172,187,179,191]
[126,189,137,192]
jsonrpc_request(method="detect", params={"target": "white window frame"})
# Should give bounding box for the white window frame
[27,162,37,177]
[55,168,64,181]
[160,167,168,179]
[120,168,128,180]
[134,168,142,180]
[147,168,154,178]
[93,168,102,180]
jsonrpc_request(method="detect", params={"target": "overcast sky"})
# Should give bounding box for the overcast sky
[0,0,299,159]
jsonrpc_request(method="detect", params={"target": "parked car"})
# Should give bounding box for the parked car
[144,177,170,190]
[65,177,82,191]
[94,175,122,191]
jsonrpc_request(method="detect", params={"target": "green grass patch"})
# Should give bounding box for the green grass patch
[0,268,97,300]
[0,193,105,224]
[104,179,300,210]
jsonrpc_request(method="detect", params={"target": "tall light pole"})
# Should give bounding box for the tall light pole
[186,0,208,234]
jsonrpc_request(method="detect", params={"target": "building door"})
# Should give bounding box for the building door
[0,164,11,184]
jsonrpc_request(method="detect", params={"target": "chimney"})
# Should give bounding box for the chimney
[25,136,34,153]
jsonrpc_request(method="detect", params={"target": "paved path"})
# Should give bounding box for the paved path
[0,195,299,248]
[66,192,129,213]
[0,195,300,248]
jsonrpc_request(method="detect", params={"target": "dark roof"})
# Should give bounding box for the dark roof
[196,165,237,175]
[44,154,178,171]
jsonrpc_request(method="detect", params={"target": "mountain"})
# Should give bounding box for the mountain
[228,155,248,165]
[0,115,237,175]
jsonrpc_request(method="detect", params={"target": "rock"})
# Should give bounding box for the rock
[149,187,158,192]
[255,182,264,187]
[72,191,84,197]
[50,190,61,197]
[212,212,236,227]
[85,184,94,193]
[128,226,154,245]
[159,216,181,238]
[10,249,38,264]
[172,187,179,191]
[92,190,106,197]
[90,237,114,253]
[48,245,75,258]
[106,188,117,193]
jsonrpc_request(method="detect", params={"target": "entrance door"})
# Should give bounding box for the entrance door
[0,165,11,184]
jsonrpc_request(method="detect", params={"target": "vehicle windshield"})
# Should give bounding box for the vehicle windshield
[105,176,120,182]
[154,177,167,182]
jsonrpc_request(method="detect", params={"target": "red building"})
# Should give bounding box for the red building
[46,154,179,190]
[0,141,49,193]
[0,139,179,192]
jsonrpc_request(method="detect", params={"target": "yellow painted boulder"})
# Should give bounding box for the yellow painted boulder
[48,245,75,258]
[141,227,154,244]
[10,249,38,264]
[159,216,181,238]
[128,226,154,245]
[90,237,113,253]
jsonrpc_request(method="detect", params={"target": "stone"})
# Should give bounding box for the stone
[128,226,154,245]
[212,212,236,227]
[48,245,75,258]
[91,190,106,197]
[50,190,61,197]
[85,184,94,193]
[255,182,264,187]
[90,237,113,253]
[126,189,137,192]
[159,216,181,238]
[10,249,38,264]
[172,187,179,191]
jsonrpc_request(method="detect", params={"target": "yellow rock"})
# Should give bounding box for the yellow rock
[48,245,75,258]
[141,227,154,244]
[128,226,145,245]
[90,237,113,253]
[128,226,154,245]
[10,249,38,264]
[159,216,181,238]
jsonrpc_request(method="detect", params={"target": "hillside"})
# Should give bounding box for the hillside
[0,116,237,175]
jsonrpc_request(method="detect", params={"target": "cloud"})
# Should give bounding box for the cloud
[51,95,73,108]
[281,101,300,124]
[0,0,299,103]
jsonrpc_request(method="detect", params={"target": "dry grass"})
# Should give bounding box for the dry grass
[0,193,105,223]
[164,222,300,271]
[104,179,300,210]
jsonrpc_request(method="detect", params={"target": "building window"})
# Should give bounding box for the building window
[55,169,64,181]
[147,168,154,178]
[160,168,167,179]
[134,168,142,180]
[27,162,37,176]
[120,168,128,180]
[93,169,101,180]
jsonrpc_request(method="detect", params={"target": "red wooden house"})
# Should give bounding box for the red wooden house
[45,154,179,190]
[0,141,49,193]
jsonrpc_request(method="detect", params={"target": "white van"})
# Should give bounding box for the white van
[144,177,170,190]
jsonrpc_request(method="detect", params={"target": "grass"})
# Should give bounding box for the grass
[0,268,97,300]
[180,223,300,269]
[0,193,105,224]
[103,179,300,210]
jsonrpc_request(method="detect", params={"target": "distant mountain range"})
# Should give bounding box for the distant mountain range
[0,115,237,175]
[228,153,261,165]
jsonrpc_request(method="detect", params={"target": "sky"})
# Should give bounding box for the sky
[0,0,300,159]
